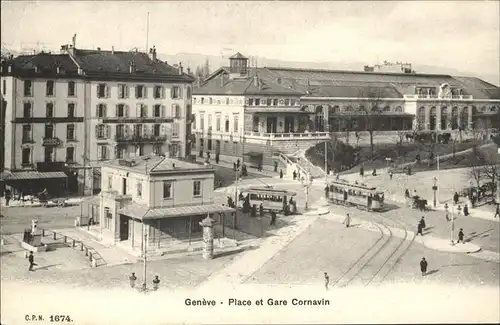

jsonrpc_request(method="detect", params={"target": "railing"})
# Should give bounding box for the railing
[244,131,330,139]
[404,94,473,100]
[39,228,106,267]
[42,137,61,146]
[115,134,168,143]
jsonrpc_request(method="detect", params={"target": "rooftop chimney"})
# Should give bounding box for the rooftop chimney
[111,46,114,54]
[129,62,136,73]
[34,66,39,73]
[57,66,60,74]
[187,67,192,75]
[149,45,157,61]
[253,75,259,87]
[97,47,101,51]
[8,65,12,73]
[178,62,183,75]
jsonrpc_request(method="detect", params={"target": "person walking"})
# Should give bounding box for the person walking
[324,185,330,199]
[359,167,364,178]
[279,169,283,179]
[417,221,424,236]
[28,251,36,271]
[270,211,277,226]
[236,158,240,169]
[389,172,393,180]
[405,189,410,199]
[463,204,469,217]
[324,272,330,290]
[420,217,426,230]
[129,272,137,288]
[259,203,264,218]
[453,192,459,205]
[292,170,297,180]
[457,228,465,244]
[494,204,500,218]
[152,275,160,291]
[215,152,220,164]
[343,213,351,228]
[420,257,428,276]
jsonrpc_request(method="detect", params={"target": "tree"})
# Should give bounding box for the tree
[357,87,385,157]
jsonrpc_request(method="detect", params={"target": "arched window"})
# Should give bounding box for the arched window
[383,106,390,112]
[430,107,437,130]
[315,105,324,131]
[441,107,448,130]
[451,107,458,130]
[417,107,425,130]
[186,86,192,99]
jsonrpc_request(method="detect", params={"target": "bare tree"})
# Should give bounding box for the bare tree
[357,87,385,157]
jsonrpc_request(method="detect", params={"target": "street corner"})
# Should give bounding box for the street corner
[420,236,482,254]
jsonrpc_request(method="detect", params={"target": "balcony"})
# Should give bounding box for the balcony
[42,137,61,147]
[37,161,66,172]
[244,131,329,140]
[102,116,174,124]
[404,94,473,100]
[114,134,168,143]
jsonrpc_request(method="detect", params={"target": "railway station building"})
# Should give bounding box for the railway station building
[99,154,234,255]
[192,53,500,164]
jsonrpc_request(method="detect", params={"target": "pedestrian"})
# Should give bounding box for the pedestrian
[199,149,204,158]
[293,170,297,180]
[343,213,351,228]
[28,251,36,271]
[494,204,500,218]
[236,158,240,169]
[324,185,330,199]
[129,272,137,288]
[279,169,283,179]
[259,203,264,218]
[453,192,459,205]
[233,162,237,171]
[463,204,469,217]
[359,167,364,177]
[389,172,393,180]
[372,168,377,176]
[152,275,160,291]
[457,228,465,244]
[420,217,426,229]
[405,189,410,199]
[324,272,330,290]
[270,211,277,226]
[420,257,428,276]
[445,203,450,221]
[274,161,278,173]
[215,152,220,164]
[417,222,424,236]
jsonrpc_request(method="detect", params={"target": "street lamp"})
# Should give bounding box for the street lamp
[432,177,438,208]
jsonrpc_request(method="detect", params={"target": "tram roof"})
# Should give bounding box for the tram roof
[247,186,297,196]
[329,180,379,191]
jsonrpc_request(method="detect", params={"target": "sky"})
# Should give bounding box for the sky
[1,1,499,83]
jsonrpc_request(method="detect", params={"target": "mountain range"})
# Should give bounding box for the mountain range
[159,52,500,86]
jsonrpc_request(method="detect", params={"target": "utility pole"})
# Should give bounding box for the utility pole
[142,232,147,291]
[145,12,150,53]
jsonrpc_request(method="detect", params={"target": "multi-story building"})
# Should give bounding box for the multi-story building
[0,39,194,196]
[193,52,500,165]
[99,155,234,255]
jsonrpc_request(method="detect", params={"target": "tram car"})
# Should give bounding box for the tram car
[327,180,385,211]
[244,186,297,212]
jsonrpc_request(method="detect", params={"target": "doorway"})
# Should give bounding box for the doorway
[119,215,130,241]
[266,117,277,133]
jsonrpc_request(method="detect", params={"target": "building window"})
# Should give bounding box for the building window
[208,114,212,130]
[68,81,76,97]
[200,115,205,130]
[116,124,124,137]
[193,180,201,197]
[154,124,160,136]
[134,124,143,137]
[285,99,290,106]
[139,104,148,118]
[418,107,426,130]
[66,147,74,162]
[97,145,108,161]
[226,97,230,105]
[2,80,6,95]
[95,124,108,139]
[135,85,146,99]
[255,98,260,106]
[46,102,54,118]
[171,104,181,118]
[249,98,254,106]
[22,148,31,165]
[136,182,142,198]
[225,118,230,132]
[22,125,32,142]
[44,147,54,163]
[23,102,32,118]
[135,144,144,156]
[163,181,172,199]
[216,115,221,131]
[118,84,128,99]
[186,86,192,99]
[24,80,33,96]
[115,146,124,159]
[172,123,179,137]
[209,98,213,105]
[97,83,108,98]
[97,104,106,118]
[107,176,113,190]
[67,103,75,118]
[154,104,162,117]
[290,99,296,106]
[266,98,272,106]
[44,124,54,138]
[154,85,163,99]
[67,124,75,140]
[201,97,204,104]
[234,115,239,132]
[171,86,181,99]
[116,104,125,117]
[273,98,278,106]
[46,80,55,96]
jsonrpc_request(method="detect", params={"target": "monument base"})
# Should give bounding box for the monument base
[21,241,48,253]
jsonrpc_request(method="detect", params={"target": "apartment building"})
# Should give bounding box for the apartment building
[0,39,194,196]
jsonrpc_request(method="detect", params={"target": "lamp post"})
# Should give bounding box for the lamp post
[141,232,147,291]
[450,203,455,245]
[302,169,313,210]
[432,177,438,208]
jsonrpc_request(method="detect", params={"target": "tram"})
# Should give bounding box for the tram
[244,186,297,212]
[327,180,385,211]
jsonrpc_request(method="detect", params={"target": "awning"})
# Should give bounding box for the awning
[0,171,67,181]
[118,203,236,220]
[244,152,263,157]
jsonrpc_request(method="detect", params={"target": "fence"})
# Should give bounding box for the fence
[38,228,106,267]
